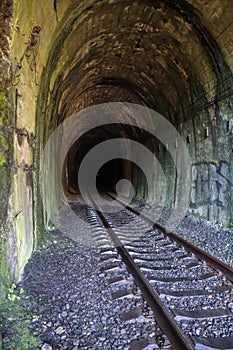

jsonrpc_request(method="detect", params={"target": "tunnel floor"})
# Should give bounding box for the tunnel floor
[1,196,233,349]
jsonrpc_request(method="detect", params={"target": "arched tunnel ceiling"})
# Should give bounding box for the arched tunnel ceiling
[40,0,233,132]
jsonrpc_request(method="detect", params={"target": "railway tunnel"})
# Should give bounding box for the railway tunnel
[0,0,233,304]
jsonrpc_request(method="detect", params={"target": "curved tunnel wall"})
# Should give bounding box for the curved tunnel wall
[0,0,232,291]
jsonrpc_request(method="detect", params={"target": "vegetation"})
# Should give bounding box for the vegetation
[0,286,41,350]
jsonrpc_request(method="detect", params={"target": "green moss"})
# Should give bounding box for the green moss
[0,81,9,166]
[0,239,11,305]
[0,70,13,308]
[0,152,6,166]
[0,91,7,110]
[0,133,9,150]
[0,293,41,350]
[0,90,8,130]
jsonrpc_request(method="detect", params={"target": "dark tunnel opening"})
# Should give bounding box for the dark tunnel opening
[96,159,123,192]
[67,144,149,199]
[65,124,155,200]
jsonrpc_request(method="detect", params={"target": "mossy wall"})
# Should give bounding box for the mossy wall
[0,0,14,303]
[9,0,59,283]
[0,78,12,300]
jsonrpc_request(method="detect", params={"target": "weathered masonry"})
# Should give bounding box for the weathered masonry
[0,0,232,300]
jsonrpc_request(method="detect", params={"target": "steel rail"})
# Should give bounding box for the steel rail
[106,192,233,283]
[89,195,194,350]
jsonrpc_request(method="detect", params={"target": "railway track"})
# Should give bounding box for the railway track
[71,200,172,349]
[81,193,233,350]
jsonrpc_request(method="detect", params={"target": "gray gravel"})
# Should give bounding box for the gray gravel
[21,232,163,349]
[101,197,233,346]
[1,201,168,350]
[130,198,233,267]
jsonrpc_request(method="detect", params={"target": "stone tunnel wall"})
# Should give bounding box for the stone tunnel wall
[183,104,233,225]
[150,105,233,226]
[133,101,233,226]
